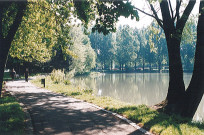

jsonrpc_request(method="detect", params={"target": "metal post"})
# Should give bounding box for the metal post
[41,78,45,88]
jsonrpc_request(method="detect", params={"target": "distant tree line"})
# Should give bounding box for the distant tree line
[89,19,197,73]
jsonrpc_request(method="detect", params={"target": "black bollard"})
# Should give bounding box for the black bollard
[41,78,45,88]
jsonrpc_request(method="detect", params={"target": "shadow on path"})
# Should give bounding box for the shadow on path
[6,80,146,135]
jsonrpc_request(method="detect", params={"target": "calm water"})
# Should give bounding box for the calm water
[72,73,204,121]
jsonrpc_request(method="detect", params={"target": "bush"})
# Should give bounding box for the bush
[51,69,65,84]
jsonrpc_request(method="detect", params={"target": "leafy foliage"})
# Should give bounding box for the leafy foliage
[116,25,136,69]
[89,32,115,69]
[92,1,139,35]
[9,0,57,62]
[69,26,96,74]
[89,23,169,72]
[73,0,139,35]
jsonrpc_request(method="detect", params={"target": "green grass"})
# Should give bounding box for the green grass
[3,72,25,81]
[31,76,204,135]
[0,96,25,134]
[3,72,12,81]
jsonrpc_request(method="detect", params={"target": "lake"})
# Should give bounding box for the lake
[71,73,204,121]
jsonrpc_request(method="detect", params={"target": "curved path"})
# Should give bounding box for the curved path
[6,80,149,135]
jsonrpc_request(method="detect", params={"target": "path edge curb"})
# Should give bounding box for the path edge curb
[84,101,153,135]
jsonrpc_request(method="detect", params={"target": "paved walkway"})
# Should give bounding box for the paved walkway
[6,80,148,135]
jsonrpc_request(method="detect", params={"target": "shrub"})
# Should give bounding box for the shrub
[50,69,65,84]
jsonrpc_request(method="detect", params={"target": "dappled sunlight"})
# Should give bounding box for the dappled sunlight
[6,80,145,135]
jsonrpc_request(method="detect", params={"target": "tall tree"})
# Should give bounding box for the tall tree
[156,0,195,114]
[146,22,168,72]
[133,0,197,116]
[134,29,147,71]
[69,26,96,74]
[180,17,197,71]
[89,32,114,70]
[0,1,27,96]
[116,25,136,71]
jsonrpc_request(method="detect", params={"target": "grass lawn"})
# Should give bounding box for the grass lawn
[0,89,25,134]
[31,75,204,135]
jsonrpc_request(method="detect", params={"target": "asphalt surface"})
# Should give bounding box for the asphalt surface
[6,80,149,135]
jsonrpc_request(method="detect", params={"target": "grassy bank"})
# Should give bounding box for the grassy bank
[31,76,204,135]
[0,89,25,134]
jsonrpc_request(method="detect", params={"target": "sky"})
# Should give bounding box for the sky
[117,0,200,29]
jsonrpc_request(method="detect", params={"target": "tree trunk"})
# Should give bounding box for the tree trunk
[164,34,186,114]
[152,0,196,118]
[158,60,161,73]
[182,1,204,118]
[0,39,11,96]
[119,63,121,71]
[110,60,112,71]
[103,59,106,70]
[156,15,186,114]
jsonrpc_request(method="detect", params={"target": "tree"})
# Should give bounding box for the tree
[69,26,96,74]
[180,17,197,72]
[115,25,136,71]
[134,29,147,71]
[132,29,140,71]
[9,1,58,63]
[146,21,168,72]
[89,32,115,70]
[132,0,198,117]
[7,0,75,74]
[0,1,27,96]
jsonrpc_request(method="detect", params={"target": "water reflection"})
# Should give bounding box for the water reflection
[72,73,204,121]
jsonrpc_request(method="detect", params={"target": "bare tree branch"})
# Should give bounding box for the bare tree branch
[168,0,174,18]
[134,6,155,19]
[133,0,164,28]
[174,0,182,21]
[149,3,164,29]
[176,0,196,32]
[160,0,173,30]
